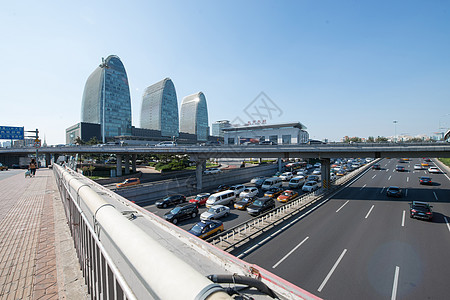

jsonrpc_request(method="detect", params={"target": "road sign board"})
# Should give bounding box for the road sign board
[0,126,24,140]
[34,139,41,148]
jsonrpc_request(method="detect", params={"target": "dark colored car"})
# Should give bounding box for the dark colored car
[0,163,8,171]
[213,184,230,193]
[155,194,186,208]
[372,163,381,170]
[395,165,405,172]
[410,201,433,221]
[188,220,224,239]
[234,196,257,210]
[164,203,199,224]
[419,176,432,185]
[259,140,277,145]
[247,197,275,216]
[387,186,402,198]
[264,187,283,198]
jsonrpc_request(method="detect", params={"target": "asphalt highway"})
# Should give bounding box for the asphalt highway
[241,158,450,300]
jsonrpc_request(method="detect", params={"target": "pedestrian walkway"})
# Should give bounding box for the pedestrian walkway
[0,168,88,299]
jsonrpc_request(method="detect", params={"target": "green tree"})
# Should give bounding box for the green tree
[375,136,388,142]
[367,136,375,142]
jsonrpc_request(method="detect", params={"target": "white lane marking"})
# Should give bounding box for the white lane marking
[444,217,450,233]
[360,184,367,190]
[405,189,408,197]
[433,192,438,201]
[391,266,400,300]
[365,205,374,219]
[318,249,347,292]
[386,169,389,172]
[388,175,392,181]
[336,200,349,213]
[406,177,409,182]
[272,237,309,269]
[380,186,385,194]
[393,169,395,173]
[372,174,377,179]
[402,210,405,227]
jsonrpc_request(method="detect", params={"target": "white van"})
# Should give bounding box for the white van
[205,190,236,208]
[289,176,306,189]
[261,177,282,191]
[155,141,177,147]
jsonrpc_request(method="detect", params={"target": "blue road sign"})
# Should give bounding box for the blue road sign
[0,126,24,140]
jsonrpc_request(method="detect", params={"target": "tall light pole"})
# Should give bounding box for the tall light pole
[393,120,398,143]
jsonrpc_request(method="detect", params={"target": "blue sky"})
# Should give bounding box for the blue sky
[1,0,449,144]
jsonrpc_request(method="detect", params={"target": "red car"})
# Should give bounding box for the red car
[277,190,298,203]
[189,193,211,206]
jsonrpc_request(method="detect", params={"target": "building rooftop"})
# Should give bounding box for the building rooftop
[223,122,307,132]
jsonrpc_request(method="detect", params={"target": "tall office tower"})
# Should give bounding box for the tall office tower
[211,120,232,137]
[140,78,179,138]
[180,92,209,141]
[81,55,132,141]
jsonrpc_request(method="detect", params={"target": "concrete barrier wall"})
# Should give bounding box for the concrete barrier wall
[115,164,278,204]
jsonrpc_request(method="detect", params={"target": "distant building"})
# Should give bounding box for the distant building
[65,122,101,145]
[179,92,209,141]
[211,120,232,138]
[140,78,179,138]
[223,122,309,145]
[81,55,132,141]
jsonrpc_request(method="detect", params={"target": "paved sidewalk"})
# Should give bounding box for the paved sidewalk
[0,168,88,299]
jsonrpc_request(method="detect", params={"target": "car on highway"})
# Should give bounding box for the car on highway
[264,187,283,198]
[302,181,320,192]
[156,194,186,208]
[409,201,433,221]
[428,167,440,174]
[419,176,432,185]
[239,187,259,198]
[188,220,224,239]
[423,158,431,162]
[277,190,298,203]
[421,162,429,167]
[279,172,294,181]
[212,184,230,193]
[234,196,257,210]
[414,164,423,170]
[312,168,321,175]
[259,140,277,145]
[0,163,9,171]
[189,193,211,206]
[261,177,283,191]
[306,174,320,182]
[250,176,266,187]
[203,168,222,175]
[164,203,198,224]
[395,165,405,172]
[330,172,337,181]
[247,197,275,216]
[372,163,381,170]
[228,184,246,196]
[200,205,230,220]
[289,176,306,189]
[155,141,177,147]
[336,169,347,176]
[314,162,321,168]
[206,190,236,208]
[116,178,140,188]
[386,186,402,198]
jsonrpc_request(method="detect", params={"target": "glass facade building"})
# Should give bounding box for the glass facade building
[140,78,179,138]
[179,92,209,141]
[81,55,132,141]
[211,120,232,137]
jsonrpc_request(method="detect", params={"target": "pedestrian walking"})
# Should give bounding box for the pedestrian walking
[29,159,37,177]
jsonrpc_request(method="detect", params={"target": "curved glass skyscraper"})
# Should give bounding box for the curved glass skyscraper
[180,92,209,141]
[81,55,132,141]
[140,78,179,137]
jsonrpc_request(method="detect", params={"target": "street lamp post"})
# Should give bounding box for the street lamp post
[393,120,398,143]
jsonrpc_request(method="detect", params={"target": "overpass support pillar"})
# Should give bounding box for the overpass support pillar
[131,154,137,173]
[195,160,206,192]
[116,154,123,177]
[278,158,283,172]
[124,155,130,175]
[320,158,331,190]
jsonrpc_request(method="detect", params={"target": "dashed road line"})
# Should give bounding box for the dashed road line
[360,184,367,190]
[444,217,450,233]
[365,205,374,219]
[402,210,405,227]
[391,266,400,300]
[272,237,309,269]
[336,200,349,213]
[388,175,392,181]
[318,249,347,292]
[433,192,438,201]
[372,174,377,179]
[406,177,409,182]
[380,186,385,194]
[405,189,408,197]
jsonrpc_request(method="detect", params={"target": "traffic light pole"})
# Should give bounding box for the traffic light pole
[25,129,39,165]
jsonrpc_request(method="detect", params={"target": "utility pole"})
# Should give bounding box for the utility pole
[25,128,40,164]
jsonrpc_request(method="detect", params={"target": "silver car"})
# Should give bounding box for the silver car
[200,205,230,220]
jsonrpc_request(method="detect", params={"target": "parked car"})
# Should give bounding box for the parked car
[206,190,236,208]
[156,194,186,208]
[188,220,224,239]
[386,186,402,198]
[116,178,140,188]
[279,172,294,181]
[409,201,433,221]
[239,187,259,198]
[302,181,319,192]
[428,167,440,174]
[277,190,298,202]
[200,205,230,220]
[164,203,198,224]
[155,141,177,147]
[0,163,9,171]
[204,168,222,175]
[247,197,275,216]
[234,196,257,210]
[372,163,381,170]
[419,176,432,185]
[189,193,211,206]
[228,184,246,196]
[250,176,266,187]
[264,187,283,198]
